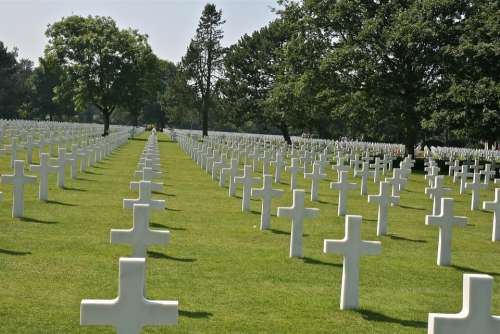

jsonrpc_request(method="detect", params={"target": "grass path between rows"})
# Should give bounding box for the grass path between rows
[0,132,498,333]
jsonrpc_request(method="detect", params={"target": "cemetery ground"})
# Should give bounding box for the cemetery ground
[0,133,498,334]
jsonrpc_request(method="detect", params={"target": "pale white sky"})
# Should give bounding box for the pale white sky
[0,0,278,64]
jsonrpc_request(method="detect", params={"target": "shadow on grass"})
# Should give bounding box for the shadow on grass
[21,217,58,224]
[150,222,186,231]
[147,251,196,262]
[0,248,31,256]
[302,256,341,267]
[250,210,260,215]
[269,228,290,236]
[165,207,182,212]
[44,200,77,207]
[452,265,500,277]
[364,218,377,223]
[84,171,102,175]
[316,199,330,204]
[77,178,96,182]
[153,191,176,197]
[399,204,426,211]
[130,137,147,142]
[388,234,427,243]
[63,187,87,192]
[92,165,106,170]
[357,309,426,328]
[179,310,213,319]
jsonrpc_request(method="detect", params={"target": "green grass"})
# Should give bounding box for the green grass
[0,132,498,333]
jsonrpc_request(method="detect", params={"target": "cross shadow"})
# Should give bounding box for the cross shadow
[77,178,96,182]
[399,204,426,211]
[451,265,500,277]
[63,187,87,192]
[84,171,102,175]
[388,234,427,243]
[316,199,329,204]
[130,137,147,142]
[165,207,182,212]
[0,248,31,256]
[302,256,342,267]
[150,222,186,231]
[92,165,106,169]
[179,310,213,318]
[269,228,290,235]
[153,191,176,197]
[20,217,58,224]
[235,195,242,199]
[250,210,260,215]
[364,218,377,223]
[147,251,196,262]
[357,309,426,328]
[44,200,77,207]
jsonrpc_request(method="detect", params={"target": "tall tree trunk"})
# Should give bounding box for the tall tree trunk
[202,96,209,137]
[103,110,110,136]
[280,120,292,145]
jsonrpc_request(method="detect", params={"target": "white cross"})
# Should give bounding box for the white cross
[483,188,500,241]
[323,215,381,310]
[80,257,178,333]
[332,157,350,182]
[370,157,384,182]
[385,168,407,197]
[470,159,483,174]
[271,152,286,183]
[66,144,79,179]
[234,165,260,212]
[50,148,72,188]
[212,153,226,180]
[368,181,399,236]
[123,181,165,211]
[131,167,163,192]
[449,160,461,178]
[277,189,319,257]
[220,158,239,197]
[456,165,473,194]
[1,160,36,218]
[465,173,488,210]
[259,150,272,174]
[354,161,374,195]
[30,153,59,201]
[111,204,170,257]
[425,166,441,188]
[5,137,19,167]
[285,157,303,190]
[251,175,284,230]
[76,146,89,172]
[425,198,467,266]
[349,154,363,172]
[24,135,35,164]
[330,171,357,216]
[425,176,451,215]
[304,161,327,201]
[428,274,500,334]
[317,153,329,174]
[300,151,313,173]
[480,164,496,185]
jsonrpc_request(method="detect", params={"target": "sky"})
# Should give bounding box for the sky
[0,0,278,64]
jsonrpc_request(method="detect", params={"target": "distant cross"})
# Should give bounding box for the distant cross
[332,156,350,182]
[30,153,58,201]
[50,148,72,188]
[277,189,319,257]
[300,151,313,173]
[111,204,170,257]
[1,160,36,218]
[428,274,500,334]
[370,157,384,182]
[285,157,303,190]
[323,215,381,310]
[5,137,19,167]
[220,158,239,197]
[24,135,35,164]
[80,257,178,334]
[251,175,284,230]
[349,154,363,172]
[426,198,467,266]
[234,165,260,212]
[483,188,500,241]
[131,167,163,192]
[76,146,89,172]
[123,181,165,211]
[449,160,461,178]
[465,173,488,210]
[368,181,399,236]
[470,159,483,174]
[425,166,441,188]
[425,175,451,215]
[271,152,286,183]
[456,165,473,194]
[304,161,327,201]
[330,171,357,216]
[480,164,496,185]
[66,144,79,179]
[212,152,226,180]
[317,153,329,174]
[259,150,273,174]
[354,161,374,195]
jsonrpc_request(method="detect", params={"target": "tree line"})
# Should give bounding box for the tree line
[0,1,498,152]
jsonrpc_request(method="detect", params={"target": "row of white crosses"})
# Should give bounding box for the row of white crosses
[81,130,178,333]
[0,124,131,218]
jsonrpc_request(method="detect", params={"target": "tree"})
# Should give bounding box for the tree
[29,54,74,121]
[45,15,157,135]
[0,42,32,119]
[182,3,225,136]
[221,19,293,143]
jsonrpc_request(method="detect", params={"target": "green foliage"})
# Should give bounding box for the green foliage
[45,15,157,135]
[181,3,225,136]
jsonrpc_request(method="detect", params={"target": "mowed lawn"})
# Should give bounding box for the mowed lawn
[0,132,498,333]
